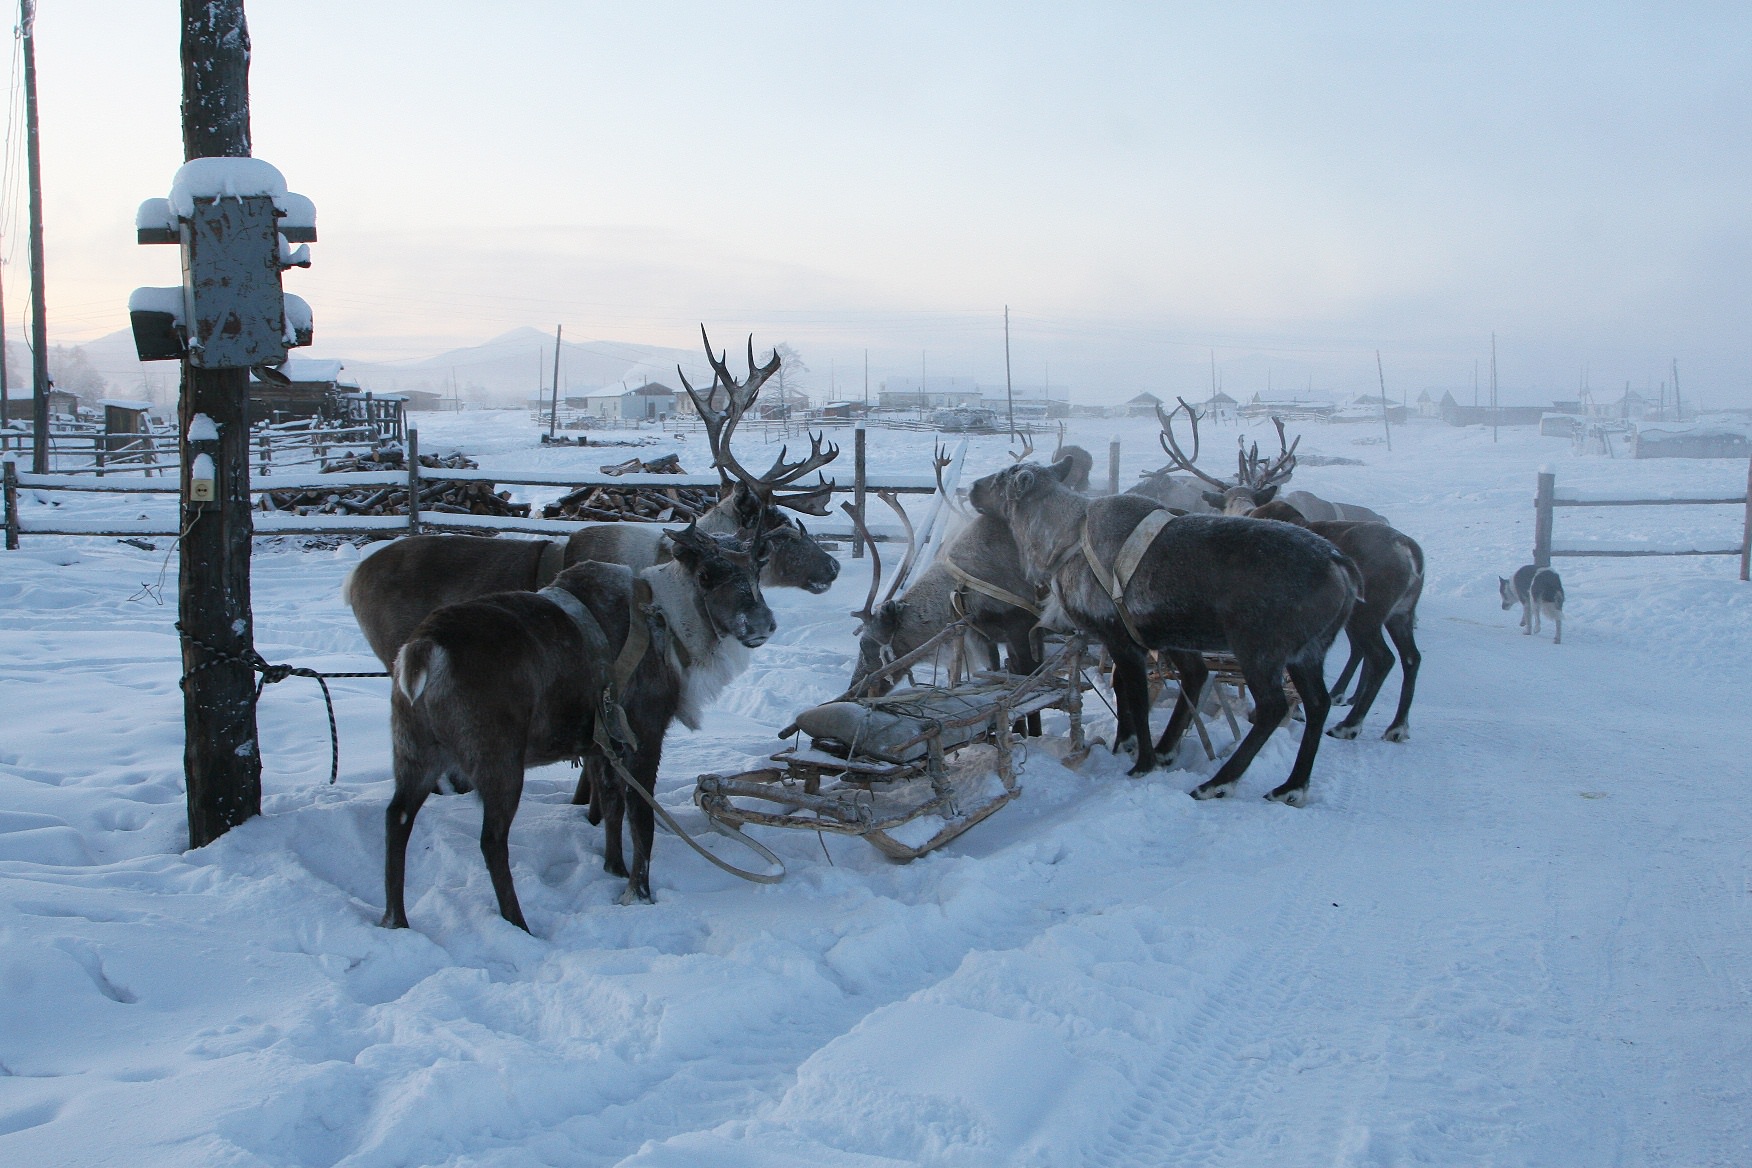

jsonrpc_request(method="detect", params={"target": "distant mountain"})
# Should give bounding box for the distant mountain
[67,325,727,409]
[342,328,716,406]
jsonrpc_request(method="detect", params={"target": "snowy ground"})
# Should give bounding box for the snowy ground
[2,414,1750,1167]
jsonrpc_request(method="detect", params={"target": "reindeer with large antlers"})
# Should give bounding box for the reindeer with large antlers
[1131,398,1388,524]
[568,327,841,594]
[348,329,839,678]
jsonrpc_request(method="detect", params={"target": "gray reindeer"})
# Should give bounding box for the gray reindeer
[971,457,1359,805]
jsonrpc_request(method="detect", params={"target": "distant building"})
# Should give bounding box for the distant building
[1201,390,1238,420]
[627,382,678,420]
[1438,391,1548,428]
[1125,391,1165,417]
[1416,389,1439,418]
[4,386,78,420]
[879,376,983,412]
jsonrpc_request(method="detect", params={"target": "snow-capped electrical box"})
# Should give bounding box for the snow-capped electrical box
[132,158,316,369]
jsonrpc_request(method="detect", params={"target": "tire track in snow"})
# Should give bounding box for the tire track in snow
[1081,748,1373,1168]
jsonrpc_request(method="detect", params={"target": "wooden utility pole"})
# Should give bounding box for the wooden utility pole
[1003,305,1014,438]
[179,0,261,848]
[548,324,562,437]
[1490,332,1499,443]
[1376,350,1392,452]
[0,225,9,446]
[22,1,48,473]
[1672,358,1683,422]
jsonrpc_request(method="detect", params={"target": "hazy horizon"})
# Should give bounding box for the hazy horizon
[8,3,1750,406]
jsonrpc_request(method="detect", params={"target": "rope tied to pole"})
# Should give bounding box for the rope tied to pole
[176,621,388,786]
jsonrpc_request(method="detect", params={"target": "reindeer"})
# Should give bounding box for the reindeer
[970,458,1359,805]
[382,525,774,930]
[569,330,839,590]
[1249,497,1424,742]
[1050,422,1095,492]
[1135,399,1388,524]
[847,494,1045,703]
[345,328,837,670]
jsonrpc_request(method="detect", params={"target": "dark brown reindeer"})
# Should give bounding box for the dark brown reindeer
[1250,496,1425,742]
[382,525,774,930]
[970,458,1359,805]
[345,328,837,670]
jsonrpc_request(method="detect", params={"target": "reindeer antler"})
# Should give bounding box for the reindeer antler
[877,490,917,605]
[843,501,884,622]
[1156,398,1230,490]
[932,442,971,519]
[1235,415,1299,490]
[687,326,840,511]
[1009,430,1035,462]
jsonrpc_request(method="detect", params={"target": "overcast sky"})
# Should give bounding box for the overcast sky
[17,2,1752,404]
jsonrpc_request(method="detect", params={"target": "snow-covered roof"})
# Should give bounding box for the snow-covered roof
[98,399,155,412]
[279,358,343,383]
[1127,391,1163,404]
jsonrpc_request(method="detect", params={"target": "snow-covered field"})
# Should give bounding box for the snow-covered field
[3,413,1750,1167]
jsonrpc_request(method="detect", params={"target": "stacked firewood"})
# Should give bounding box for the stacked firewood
[257,449,530,518]
[540,453,719,523]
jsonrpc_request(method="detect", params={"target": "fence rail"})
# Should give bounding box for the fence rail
[1533,467,1752,581]
[3,440,938,548]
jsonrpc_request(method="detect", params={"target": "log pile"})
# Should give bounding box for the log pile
[257,449,531,518]
[540,454,720,523]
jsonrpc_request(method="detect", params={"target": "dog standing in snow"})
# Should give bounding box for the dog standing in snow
[1499,565,1565,644]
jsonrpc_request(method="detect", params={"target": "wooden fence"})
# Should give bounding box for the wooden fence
[1532,467,1752,582]
[0,420,388,478]
[3,441,939,549]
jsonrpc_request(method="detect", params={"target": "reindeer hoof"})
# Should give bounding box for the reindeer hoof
[1383,725,1409,743]
[379,911,406,930]
[1266,785,1308,807]
[617,885,654,907]
[1326,723,1360,740]
[603,856,628,878]
[1189,782,1231,801]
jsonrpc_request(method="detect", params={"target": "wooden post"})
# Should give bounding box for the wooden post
[22,1,48,475]
[178,0,262,849]
[1107,438,1120,496]
[1533,470,1555,568]
[1739,456,1751,582]
[258,429,270,476]
[406,427,421,535]
[94,433,105,477]
[3,458,18,549]
[852,423,866,559]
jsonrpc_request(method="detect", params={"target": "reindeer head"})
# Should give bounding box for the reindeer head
[1157,399,1298,515]
[663,523,776,649]
[967,457,1078,520]
[680,326,841,594]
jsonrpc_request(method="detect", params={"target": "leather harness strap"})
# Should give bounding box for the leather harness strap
[1080,508,1173,648]
[940,555,1044,617]
[538,579,653,694]
[534,539,567,589]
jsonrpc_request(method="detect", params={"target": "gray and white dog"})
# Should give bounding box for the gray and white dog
[1499,564,1564,644]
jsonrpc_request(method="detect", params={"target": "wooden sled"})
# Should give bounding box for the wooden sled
[695,628,1090,861]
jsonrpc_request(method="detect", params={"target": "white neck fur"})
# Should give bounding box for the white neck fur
[641,559,752,730]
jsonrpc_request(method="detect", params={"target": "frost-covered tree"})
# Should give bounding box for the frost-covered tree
[48,345,109,403]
